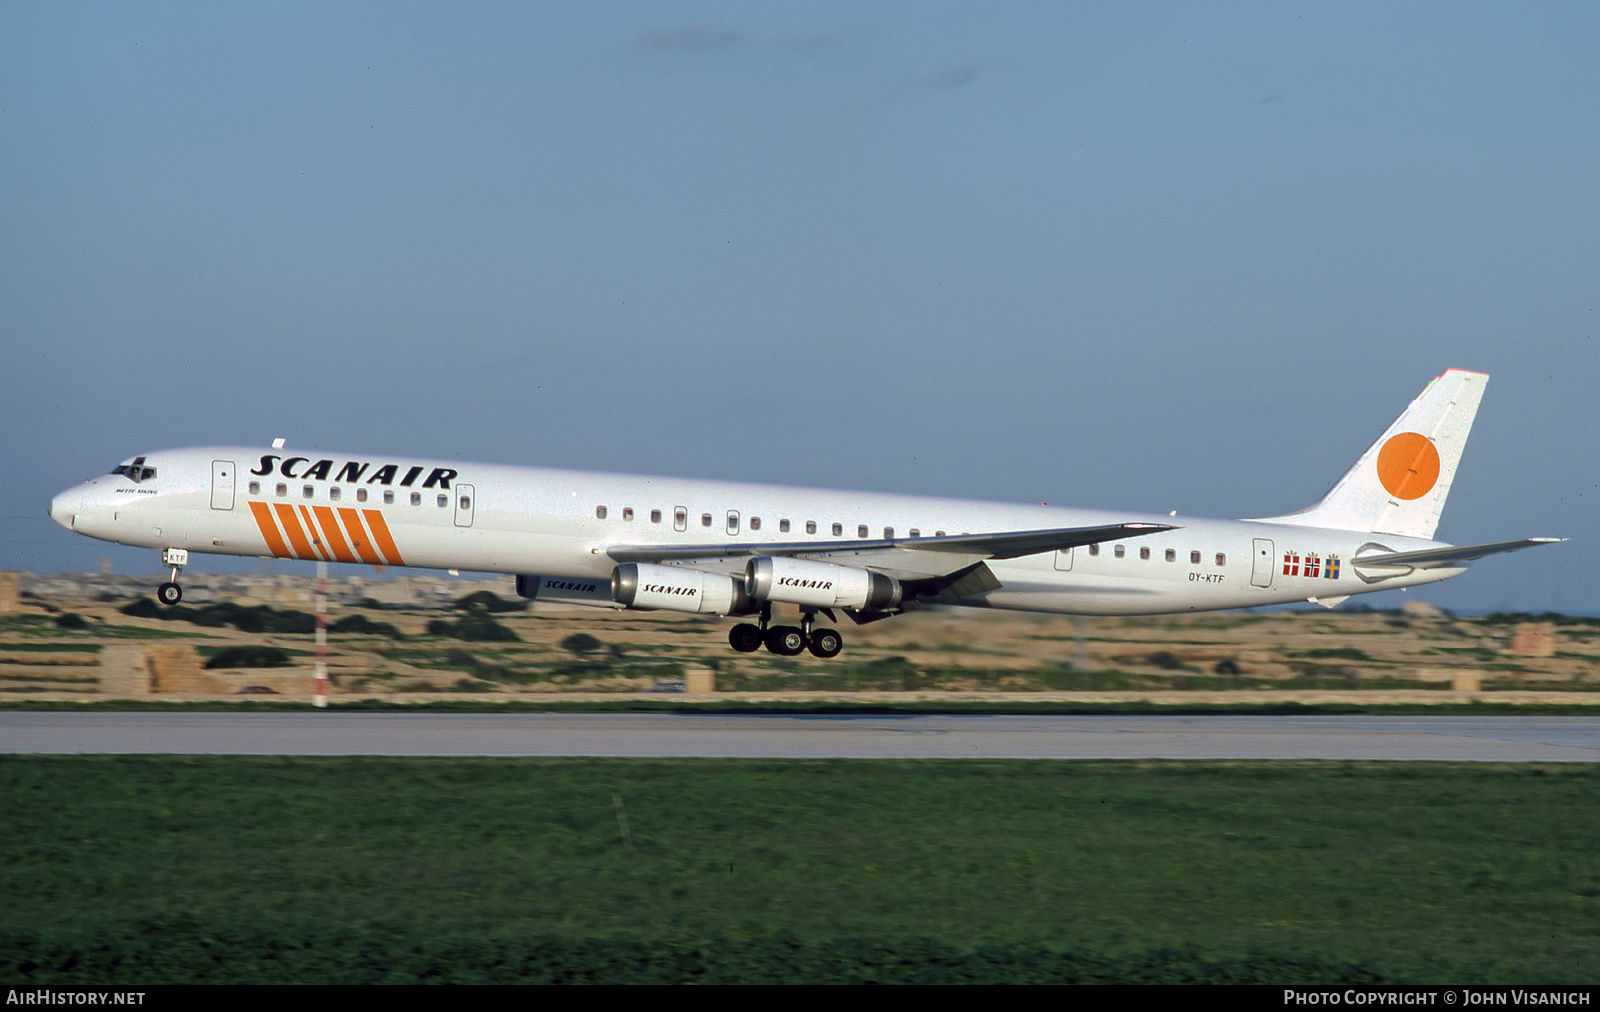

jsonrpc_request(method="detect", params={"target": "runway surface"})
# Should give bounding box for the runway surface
[1,712,1596,760]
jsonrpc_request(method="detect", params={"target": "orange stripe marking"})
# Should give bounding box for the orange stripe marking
[274,503,319,560]
[362,509,406,566]
[312,506,359,563]
[248,501,292,559]
[338,508,385,565]
[298,505,332,561]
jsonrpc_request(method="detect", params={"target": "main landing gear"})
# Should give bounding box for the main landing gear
[728,606,845,659]
[156,548,188,606]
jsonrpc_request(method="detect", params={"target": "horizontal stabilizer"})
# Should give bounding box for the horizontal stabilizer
[1352,537,1564,570]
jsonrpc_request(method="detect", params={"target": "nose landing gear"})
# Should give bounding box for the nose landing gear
[156,548,188,606]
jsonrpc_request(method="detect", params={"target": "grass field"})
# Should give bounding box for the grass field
[3,757,1596,983]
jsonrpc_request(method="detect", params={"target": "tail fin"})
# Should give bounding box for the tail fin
[1253,369,1487,539]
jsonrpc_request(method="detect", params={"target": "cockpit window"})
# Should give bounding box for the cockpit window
[110,457,156,483]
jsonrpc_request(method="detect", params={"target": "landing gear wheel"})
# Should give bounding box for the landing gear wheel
[728,623,764,653]
[764,625,807,656]
[156,582,183,606]
[807,627,843,659]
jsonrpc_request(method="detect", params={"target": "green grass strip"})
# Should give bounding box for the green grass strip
[2,756,1595,983]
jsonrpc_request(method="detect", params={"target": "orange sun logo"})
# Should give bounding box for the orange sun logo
[1376,432,1440,500]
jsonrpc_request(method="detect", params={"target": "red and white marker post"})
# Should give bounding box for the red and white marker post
[314,560,328,708]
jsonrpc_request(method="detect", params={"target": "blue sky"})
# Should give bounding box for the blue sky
[3,2,1595,612]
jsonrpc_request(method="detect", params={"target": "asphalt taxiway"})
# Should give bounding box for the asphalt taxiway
[1,712,1596,761]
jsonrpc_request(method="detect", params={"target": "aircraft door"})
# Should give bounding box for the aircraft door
[210,460,235,510]
[1251,538,1274,588]
[454,484,475,528]
[1053,547,1074,571]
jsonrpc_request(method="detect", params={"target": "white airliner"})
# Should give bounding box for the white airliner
[49,369,1559,658]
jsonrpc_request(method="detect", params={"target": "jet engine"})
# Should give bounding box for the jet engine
[744,556,902,610]
[611,562,755,616]
[515,574,622,609]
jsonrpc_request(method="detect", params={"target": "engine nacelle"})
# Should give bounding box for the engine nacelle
[745,556,902,610]
[515,574,622,609]
[611,563,755,616]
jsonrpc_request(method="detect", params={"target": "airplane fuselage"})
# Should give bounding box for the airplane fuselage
[49,445,1460,617]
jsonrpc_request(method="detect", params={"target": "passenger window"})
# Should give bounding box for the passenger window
[1165,549,1176,562]
[596,506,608,520]
[1190,550,1201,564]
[459,495,471,510]
[909,529,920,538]
[651,509,662,524]
[832,523,843,536]
[935,531,946,537]
[248,481,260,495]
[384,490,395,505]
[437,494,448,508]
[674,507,687,531]
[1140,547,1150,560]
[883,527,894,539]
[779,519,790,533]
[857,525,869,538]
[806,521,817,535]
[302,485,314,499]
[726,511,740,535]
[410,492,422,506]
[329,487,341,501]
[1088,543,1099,556]
[1216,553,1226,566]
[622,507,634,521]
[276,483,287,497]
[1114,544,1126,558]
[701,513,713,528]
[356,488,367,503]
[750,516,761,531]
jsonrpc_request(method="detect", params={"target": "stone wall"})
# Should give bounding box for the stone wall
[99,644,215,694]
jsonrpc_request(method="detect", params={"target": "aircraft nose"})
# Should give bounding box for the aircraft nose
[49,488,84,530]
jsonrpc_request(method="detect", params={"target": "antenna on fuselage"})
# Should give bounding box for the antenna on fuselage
[272,437,286,449]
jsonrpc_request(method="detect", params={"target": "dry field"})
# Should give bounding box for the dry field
[3,573,1597,704]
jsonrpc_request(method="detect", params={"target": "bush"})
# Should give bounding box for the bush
[560,633,602,655]
[1295,647,1370,661]
[427,611,519,642]
[119,597,163,619]
[329,614,404,639]
[452,591,527,613]
[204,647,291,669]
[119,599,315,635]
[53,613,89,630]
